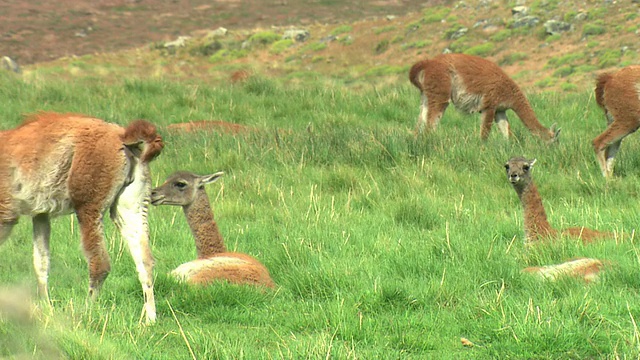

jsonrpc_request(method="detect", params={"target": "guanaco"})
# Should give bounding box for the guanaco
[592,65,640,177]
[505,156,613,244]
[151,171,275,288]
[0,112,163,324]
[409,53,559,142]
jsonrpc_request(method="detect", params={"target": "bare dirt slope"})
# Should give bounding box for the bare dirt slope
[0,0,432,65]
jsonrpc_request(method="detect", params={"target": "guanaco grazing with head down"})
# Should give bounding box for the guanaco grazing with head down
[409,53,559,142]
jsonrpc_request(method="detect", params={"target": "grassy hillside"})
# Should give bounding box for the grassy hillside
[1,1,640,358]
[1,66,640,358]
[19,1,640,92]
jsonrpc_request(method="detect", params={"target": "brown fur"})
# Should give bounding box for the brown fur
[409,54,559,142]
[151,171,275,288]
[505,157,613,244]
[592,65,640,177]
[0,112,163,323]
[523,258,605,282]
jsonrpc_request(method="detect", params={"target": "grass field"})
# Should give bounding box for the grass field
[1,70,640,359]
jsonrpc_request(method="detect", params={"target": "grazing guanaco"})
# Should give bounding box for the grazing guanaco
[409,53,559,142]
[151,171,275,288]
[505,156,613,244]
[592,65,640,177]
[0,112,163,324]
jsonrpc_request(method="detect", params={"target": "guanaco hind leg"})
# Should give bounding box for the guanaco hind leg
[593,113,639,177]
[32,214,52,304]
[480,107,497,140]
[76,208,111,300]
[416,94,450,134]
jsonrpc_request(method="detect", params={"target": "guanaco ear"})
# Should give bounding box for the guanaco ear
[199,172,224,186]
[550,123,561,143]
[529,159,537,167]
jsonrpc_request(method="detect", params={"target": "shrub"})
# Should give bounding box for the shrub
[586,41,599,49]
[209,49,248,63]
[304,42,328,52]
[499,52,528,66]
[405,21,421,32]
[423,6,451,24]
[464,42,495,57]
[391,35,404,44]
[444,23,466,40]
[249,31,281,45]
[188,40,222,56]
[560,83,578,92]
[563,11,577,23]
[547,53,583,67]
[331,25,353,36]
[582,24,605,36]
[573,64,598,74]
[490,30,512,42]
[374,26,396,35]
[553,66,574,78]
[598,49,621,68]
[400,40,432,51]
[546,34,561,42]
[365,65,406,77]
[270,39,294,55]
[535,77,556,88]
[375,40,389,54]
[339,36,354,46]
[589,7,608,19]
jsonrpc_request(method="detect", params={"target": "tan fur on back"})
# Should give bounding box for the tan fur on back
[523,258,604,282]
[1,113,126,216]
[171,252,275,288]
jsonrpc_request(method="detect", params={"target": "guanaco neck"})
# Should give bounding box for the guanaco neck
[514,180,557,242]
[183,189,226,258]
[510,92,552,141]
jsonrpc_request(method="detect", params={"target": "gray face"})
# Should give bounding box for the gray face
[150,171,224,207]
[504,157,536,189]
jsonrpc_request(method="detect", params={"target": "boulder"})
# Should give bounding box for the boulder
[283,29,310,42]
[1,56,20,74]
[510,15,540,28]
[544,20,574,35]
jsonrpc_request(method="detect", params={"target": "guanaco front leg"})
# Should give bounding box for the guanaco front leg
[110,164,156,324]
[32,214,52,304]
[495,111,511,138]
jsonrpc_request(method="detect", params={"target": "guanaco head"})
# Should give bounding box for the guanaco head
[505,157,536,192]
[150,171,224,207]
[548,123,561,144]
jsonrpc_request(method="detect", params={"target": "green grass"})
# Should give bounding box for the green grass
[1,73,640,358]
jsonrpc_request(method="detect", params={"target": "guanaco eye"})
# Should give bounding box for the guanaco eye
[504,164,510,171]
[174,181,188,189]
[523,164,530,172]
